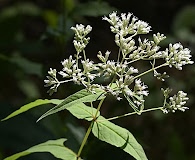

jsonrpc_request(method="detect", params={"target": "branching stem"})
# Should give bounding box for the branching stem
[103,106,163,122]
[77,98,106,158]
[133,63,168,80]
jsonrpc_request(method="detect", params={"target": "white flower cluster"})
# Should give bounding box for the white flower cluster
[103,12,152,58]
[44,68,59,95]
[59,56,98,83]
[162,90,189,113]
[164,43,193,70]
[103,12,151,35]
[71,24,92,53]
[44,11,193,113]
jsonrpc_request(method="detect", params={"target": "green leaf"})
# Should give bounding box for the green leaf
[4,138,78,160]
[1,99,63,121]
[66,102,99,121]
[37,89,105,122]
[92,116,148,160]
[10,55,43,77]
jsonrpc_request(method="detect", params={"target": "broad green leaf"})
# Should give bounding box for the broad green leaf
[1,99,63,121]
[37,89,105,122]
[4,138,78,160]
[10,55,43,77]
[66,102,99,121]
[92,116,148,160]
[0,54,43,77]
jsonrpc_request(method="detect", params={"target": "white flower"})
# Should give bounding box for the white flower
[73,40,86,53]
[71,24,92,37]
[48,68,57,77]
[153,33,166,44]
[59,71,69,78]
[165,43,194,70]
[162,91,189,113]
[71,24,92,53]
[134,79,149,96]
[124,86,133,96]
[127,66,139,74]
[102,11,119,26]
[134,20,151,34]
[85,25,92,35]
[61,56,76,68]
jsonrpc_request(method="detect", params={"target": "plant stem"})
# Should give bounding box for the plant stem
[117,48,121,63]
[77,98,106,158]
[77,60,167,158]
[104,106,163,121]
[126,55,148,64]
[94,98,105,117]
[133,63,168,80]
[77,121,94,158]
[83,50,87,61]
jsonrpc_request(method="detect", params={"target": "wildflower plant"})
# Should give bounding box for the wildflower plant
[2,11,193,160]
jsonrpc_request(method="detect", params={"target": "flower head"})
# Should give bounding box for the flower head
[165,43,194,70]
[162,91,189,113]
[44,11,193,116]
[71,24,92,53]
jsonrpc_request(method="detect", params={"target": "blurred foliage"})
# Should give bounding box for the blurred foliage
[0,0,195,160]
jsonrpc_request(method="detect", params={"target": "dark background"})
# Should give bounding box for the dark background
[0,0,195,160]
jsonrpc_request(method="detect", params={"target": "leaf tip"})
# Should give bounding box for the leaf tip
[1,116,9,122]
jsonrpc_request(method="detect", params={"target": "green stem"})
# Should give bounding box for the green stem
[126,55,148,64]
[117,48,121,63]
[120,50,127,65]
[83,50,87,61]
[133,63,168,80]
[76,52,79,69]
[77,121,94,158]
[77,98,106,158]
[109,74,117,88]
[94,98,105,118]
[104,106,163,122]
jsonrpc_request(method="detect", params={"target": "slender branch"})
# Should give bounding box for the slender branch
[133,63,168,80]
[77,121,94,158]
[130,32,138,39]
[102,106,163,122]
[83,49,87,61]
[76,52,79,69]
[126,55,148,64]
[117,48,121,63]
[126,57,142,64]
[59,79,73,84]
[94,98,105,118]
